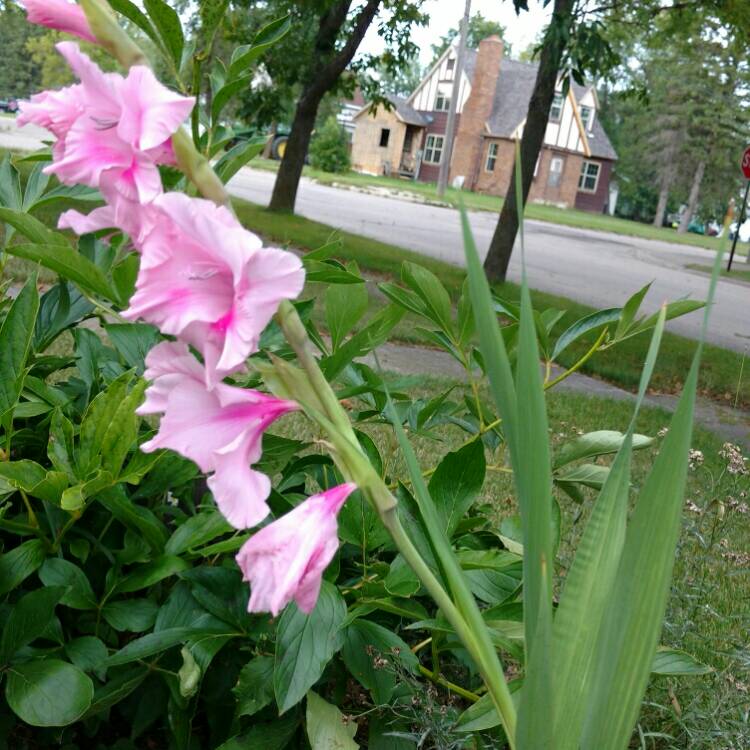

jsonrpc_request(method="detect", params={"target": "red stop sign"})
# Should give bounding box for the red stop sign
[743,146,750,179]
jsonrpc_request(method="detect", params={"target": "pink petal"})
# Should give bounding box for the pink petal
[117,67,195,151]
[59,205,117,235]
[21,0,97,43]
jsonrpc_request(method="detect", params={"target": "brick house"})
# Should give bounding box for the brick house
[350,36,617,212]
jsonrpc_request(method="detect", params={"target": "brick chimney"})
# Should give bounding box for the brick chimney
[450,35,504,189]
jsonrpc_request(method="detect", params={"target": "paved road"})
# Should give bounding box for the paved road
[3,117,748,352]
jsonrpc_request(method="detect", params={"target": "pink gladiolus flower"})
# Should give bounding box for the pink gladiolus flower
[123,193,305,386]
[236,484,357,616]
[137,342,298,529]
[21,0,97,43]
[19,43,194,203]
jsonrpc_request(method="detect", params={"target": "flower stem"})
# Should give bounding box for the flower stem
[544,326,608,390]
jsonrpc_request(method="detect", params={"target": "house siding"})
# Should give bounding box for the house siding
[575,159,612,212]
[350,107,407,177]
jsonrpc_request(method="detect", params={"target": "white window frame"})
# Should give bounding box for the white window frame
[548,155,565,187]
[485,142,499,172]
[424,134,445,165]
[578,160,601,193]
[434,93,451,112]
[579,105,594,131]
[550,93,564,122]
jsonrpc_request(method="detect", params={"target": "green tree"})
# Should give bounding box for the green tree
[0,1,42,98]
[219,1,427,214]
[377,57,423,97]
[430,11,511,62]
[309,116,351,173]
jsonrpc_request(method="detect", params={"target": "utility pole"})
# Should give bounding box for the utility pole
[436,0,471,198]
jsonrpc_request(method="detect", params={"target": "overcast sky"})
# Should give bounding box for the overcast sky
[360,0,553,64]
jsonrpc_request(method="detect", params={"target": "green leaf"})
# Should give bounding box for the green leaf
[321,304,405,380]
[48,408,76,479]
[165,511,233,556]
[0,586,65,664]
[341,620,418,704]
[650,647,712,676]
[550,310,668,750]
[615,283,651,339]
[229,15,292,77]
[0,154,22,210]
[65,636,108,675]
[117,555,190,594]
[551,308,621,361]
[27,184,100,212]
[84,666,148,718]
[306,691,359,750]
[77,372,132,476]
[234,656,275,718]
[22,162,51,210]
[104,323,159,374]
[384,554,421,597]
[428,440,486,536]
[105,626,230,667]
[144,0,184,66]
[5,660,93,727]
[326,275,368,350]
[214,138,266,183]
[108,0,160,46]
[5,243,120,301]
[624,299,705,340]
[101,599,159,632]
[274,581,346,714]
[0,539,47,597]
[212,76,251,124]
[38,558,97,610]
[100,379,146,477]
[554,464,610,493]
[0,207,65,245]
[0,275,39,418]
[456,693,502,733]
[401,262,454,336]
[217,715,300,750]
[581,297,706,748]
[34,282,94,352]
[553,430,654,469]
[96,485,168,551]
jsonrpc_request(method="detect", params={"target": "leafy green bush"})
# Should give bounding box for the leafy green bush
[309,116,351,174]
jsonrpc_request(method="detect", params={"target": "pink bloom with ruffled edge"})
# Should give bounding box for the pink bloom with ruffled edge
[123,193,305,386]
[236,484,357,616]
[21,0,96,43]
[137,342,298,529]
[19,43,194,206]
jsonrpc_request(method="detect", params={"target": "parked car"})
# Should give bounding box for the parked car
[0,98,18,113]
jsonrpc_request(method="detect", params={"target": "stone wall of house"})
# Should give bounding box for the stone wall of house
[450,36,504,189]
[350,106,407,176]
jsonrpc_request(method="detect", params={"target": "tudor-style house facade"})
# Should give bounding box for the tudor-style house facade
[350,36,617,213]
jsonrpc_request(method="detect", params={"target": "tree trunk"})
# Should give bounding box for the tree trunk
[677,159,706,234]
[483,0,575,283]
[269,101,318,212]
[268,0,380,213]
[652,161,677,228]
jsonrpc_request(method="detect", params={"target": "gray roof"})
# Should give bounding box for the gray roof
[484,59,617,161]
[390,96,431,127]
[463,49,478,83]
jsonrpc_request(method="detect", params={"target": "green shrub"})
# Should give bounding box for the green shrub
[309,116,351,174]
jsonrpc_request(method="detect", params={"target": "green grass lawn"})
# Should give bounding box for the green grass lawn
[250,158,737,255]
[233,199,750,410]
[688,262,750,283]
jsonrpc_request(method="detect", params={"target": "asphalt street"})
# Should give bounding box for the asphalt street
[2,116,748,352]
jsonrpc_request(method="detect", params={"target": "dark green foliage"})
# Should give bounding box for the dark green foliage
[309,117,351,174]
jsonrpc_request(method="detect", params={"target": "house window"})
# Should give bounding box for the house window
[435,93,451,112]
[548,155,565,187]
[485,142,499,172]
[447,58,456,72]
[379,128,390,148]
[578,160,601,192]
[550,93,564,122]
[424,134,444,165]
[579,105,594,131]
[445,58,456,79]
